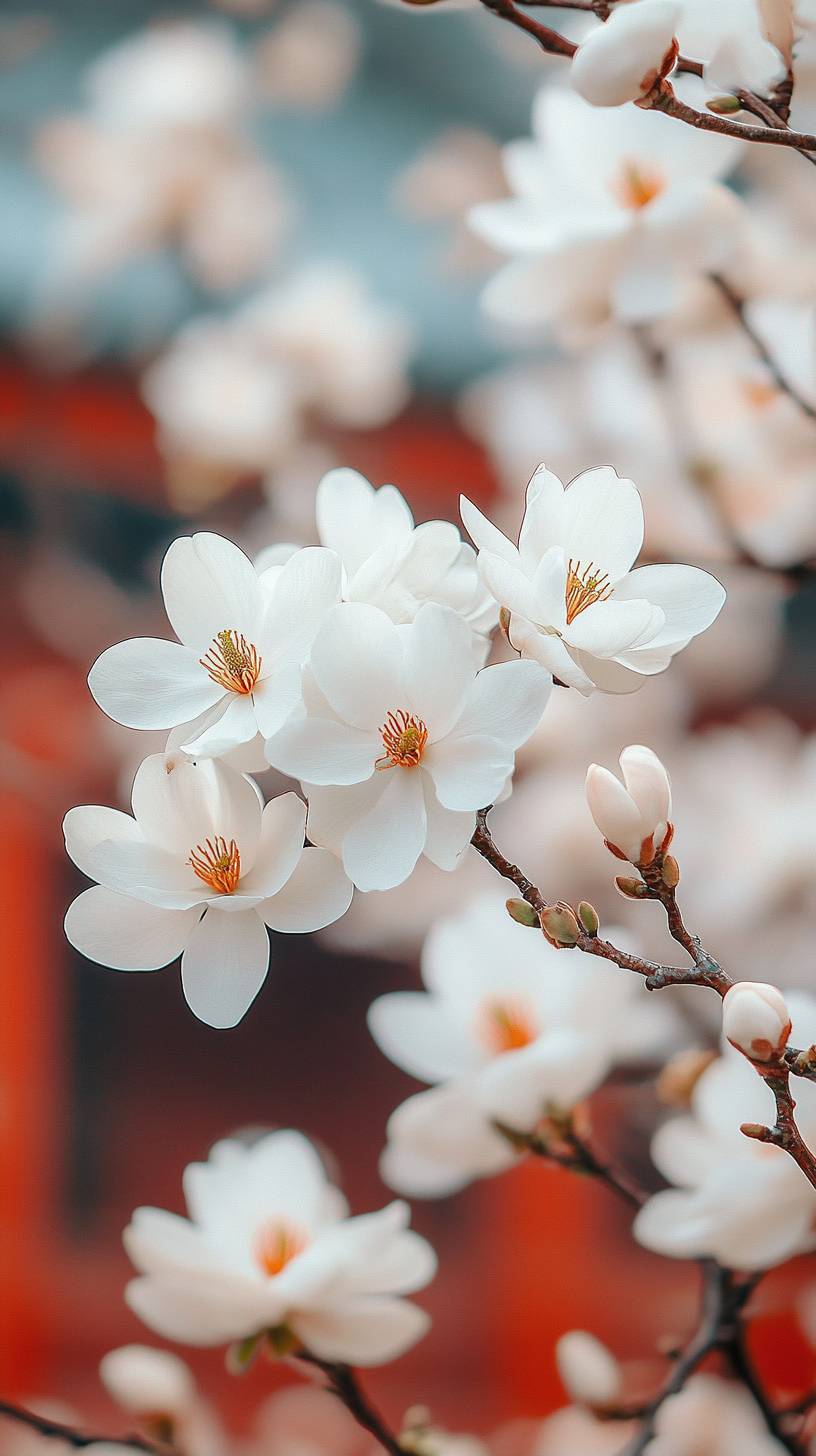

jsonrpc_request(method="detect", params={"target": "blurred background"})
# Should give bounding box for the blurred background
[1,0,816,1444]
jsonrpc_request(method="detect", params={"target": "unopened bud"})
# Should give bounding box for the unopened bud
[540,903,581,947]
[661,854,680,888]
[586,747,672,866]
[615,875,648,900]
[657,1048,717,1108]
[99,1346,194,1416]
[706,94,742,113]
[506,897,539,928]
[740,1121,772,1142]
[577,901,599,936]
[722,982,791,1063]
[555,1330,622,1407]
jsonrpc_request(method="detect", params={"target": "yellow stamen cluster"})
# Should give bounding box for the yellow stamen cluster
[254,1220,308,1278]
[375,709,429,770]
[200,629,262,695]
[189,836,241,895]
[565,559,613,625]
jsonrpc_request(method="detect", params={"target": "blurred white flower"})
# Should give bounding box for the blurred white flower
[84,22,246,133]
[125,1130,436,1364]
[585,744,672,864]
[64,755,352,1028]
[269,602,549,890]
[89,536,341,756]
[722,981,791,1062]
[555,1331,622,1407]
[570,1,680,108]
[253,2,361,110]
[99,1345,195,1418]
[676,0,787,97]
[263,467,495,653]
[394,128,508,273]
[634,993,816,1268]
[461,464,725,694]
[369,894,670,1195]
[469,86,743,336]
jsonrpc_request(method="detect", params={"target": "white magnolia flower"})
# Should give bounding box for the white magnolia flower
[64,754,352,1028]
[555,1331,622,1407]
[99,1345,195,1418]
[585,744,672,862]
[262,467,494,654]
[469,86,743,334]
[571,1,680,108]
[84,22,246,134]
[461,465,726,694]
[268,602,550,891]
[124,1130,436,1365]
[369,895,671,1195]
[634,993,816,1268]
[89,535,341,758]
[677,0,787,97]
[722,981,791,1062]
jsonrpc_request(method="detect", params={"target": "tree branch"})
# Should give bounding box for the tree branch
[709,274,816,423]
[499,1117,650,1210]
[296,1356,406,1455]
[0,1400,165,1454]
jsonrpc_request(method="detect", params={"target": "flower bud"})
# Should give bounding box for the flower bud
[615,875,648,900]
[555,1330,622,1407]
[586,746,672,866]
[540,904,581,947]
[570,0,680,108]
[577,901,599,936]
[722,982,791,1063]
[706,94,743,113]
[506,897,539,928]
[99,1346,194,1417]
[661,854,680,888]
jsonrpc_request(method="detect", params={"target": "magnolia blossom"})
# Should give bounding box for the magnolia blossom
[124,1130,436,1364]
[721,981,791,1062]
[585,744,672,863]
[268,602,550,891]
[555,1331,622,1407]
[263,468,494,654]
[99,1345,195,1418]
[63,754,352,1028]
[677,0,788,97]
[369,895,671,1196]
[634,993,816,1268]
[469,86,742,335]
[461,465,725,694]
[89,535,341,758]
[570,1,680,108]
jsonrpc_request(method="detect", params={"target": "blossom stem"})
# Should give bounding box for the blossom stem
[709,275,816,424]
[0,1399,166,1454]
[499,1120,649,1209]
[297,1356,407,1455]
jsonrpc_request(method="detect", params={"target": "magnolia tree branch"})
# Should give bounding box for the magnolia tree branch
[500,1118,649,1209]
[710,275,816,423]
[297,1356,407,1455]
[0,1399,165,1454]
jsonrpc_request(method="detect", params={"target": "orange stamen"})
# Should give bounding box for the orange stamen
[615,162,665,211]
[479,998,537,1055]
[375,709,429,770]
[200,629,262,695]
[189,836,241,894]
[254,1220,309,1278]
[565,559,613,625]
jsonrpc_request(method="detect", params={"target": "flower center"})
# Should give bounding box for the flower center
[375,709,429,770]
[615,161,665,211]
[478,997,537,1055]
[565,559,613,625]
[254,1220,309,1278]
[189,836,241,894]
[200,629,262,695]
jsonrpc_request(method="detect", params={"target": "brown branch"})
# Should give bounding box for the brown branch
[710,274,816,423]
[474,0,577,57]
[0,1400,165,1454]
[741,1063,816,1189]
[496,1116,649,1209]
[296,1356,406,1455]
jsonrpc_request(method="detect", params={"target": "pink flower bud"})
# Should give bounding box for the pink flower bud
[556,1330,621,1406]
[722,982,791,1063]
[570,0,680,108]
[585,745,672,865]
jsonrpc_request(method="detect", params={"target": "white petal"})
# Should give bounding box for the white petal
[316,468,412,576]
[479,553,539,621]
[459,495,519,566]
[181,693,258,757]
[240,792,306,898]
[422,781,475,871]
[261,846,353,932]
[517,467,569,571]
[620,745,671,832]
[475,1031,607,1126]
[613,563,726,648]
[83,839,205,909]
[342,770,427,891]
[259,547,343,663]
[89,639,222,730]
[404,603,475,738]
[451,659,551,749]
[64,804,142,879]
[510,619,594,693]
[65,887,197,970]
[125,1275,271,1347]
[382,1083,516,1197]
[584,764,642,859]
[291,1297,430,1367]
[425,735,513,813]
[252,661,305,741]
[267,718,379,786]
[180,909,270,1028]
[305,778,385,857]
[309,603,406,729]
[161,533,261,653]
[560,467,644,582]
[368,993,480,1083]
[131,754,261,864]
[566,599,663,657]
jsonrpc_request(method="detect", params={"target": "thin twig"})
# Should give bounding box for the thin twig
[710,274,816,423]
[0,1400,164,1454]
[500,1119,649,1209]
[297,1356,406,1455]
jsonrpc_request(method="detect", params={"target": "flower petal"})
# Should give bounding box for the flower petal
[161,533,262,652]
[180,693,259,758]
[566,598,663,657]
[65,887,198,970]
[422,781,475,870]
[259,546,343,664]
[459,495,519,566]
[64,804,142,879]
[308,603,406,730]
[131,754,262,865]
[260,846,353,933]
[451,659,551,749]
[267,718,379,786]
[252,661,305,741]
[424,735,513,813]
[403,603,475,739]
[560,467,644,582]
[316,468,412,576]
[342,770,427,891]
[125,1274,272,1346]
[305,777,385,856]
[368,992,480,1083]
[180,908,270,1028]
[613,563,726,648]
[291,1297,430,1367]
[239,792,306,898]
[89,639,222,730]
